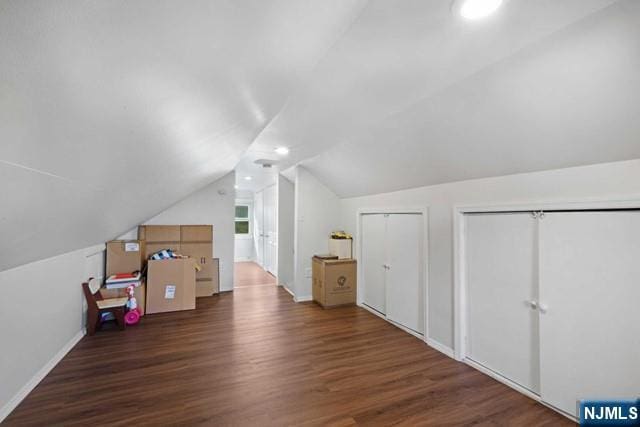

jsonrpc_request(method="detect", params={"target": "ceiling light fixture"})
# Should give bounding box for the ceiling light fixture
[274,147,290,155]
[244,176,252,181]
[456,0,503,20]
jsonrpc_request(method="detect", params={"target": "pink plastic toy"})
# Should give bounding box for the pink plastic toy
[124,284,141,325]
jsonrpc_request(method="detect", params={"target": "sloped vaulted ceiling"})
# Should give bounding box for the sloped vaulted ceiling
[240,0,640,197]
[3,0,639,271]
[0,0,367,270]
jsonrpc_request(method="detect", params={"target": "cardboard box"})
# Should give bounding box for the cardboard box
[312,257,357,308]
[146,259,196,314]
[329,238,353,259]
[195,258,220,297]
[180,243,213,279]
[106,240,145,277]
[101,282,147,316]
[138,225,181,243]
[181,225,213,242]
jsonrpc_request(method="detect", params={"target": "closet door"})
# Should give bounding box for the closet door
[361,214,387,314]
[539,211,640,417]
[254,190,264,267]
[386,214,423,334]
[466,213,539,393]
[263,185,277,275]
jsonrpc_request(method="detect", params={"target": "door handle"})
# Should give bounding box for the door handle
[526,300,538,310]
[538,303,548,314]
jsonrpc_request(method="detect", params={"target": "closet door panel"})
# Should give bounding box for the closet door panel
[263,185,277,275]
[539,211,640,417]
[466,213,539,393]
[386,214,423,334]
[254,191,264,267]
[361,214,387,314]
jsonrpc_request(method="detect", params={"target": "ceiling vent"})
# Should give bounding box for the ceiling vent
[254,159,278,168]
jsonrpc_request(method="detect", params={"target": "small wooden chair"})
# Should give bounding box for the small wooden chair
[82,278,128,335]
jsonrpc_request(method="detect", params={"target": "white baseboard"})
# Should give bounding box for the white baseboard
[294,295,312,302]
[425,338,455,359]
[0,329,85,423]
[283,285,295,297]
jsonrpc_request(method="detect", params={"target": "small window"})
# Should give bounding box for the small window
[235,205,249,218]
[235,204,251,235]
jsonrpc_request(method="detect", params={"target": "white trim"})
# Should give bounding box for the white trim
[359,302,424,339]
[355,206,430,340]
[83,243,106,257]
[283,284,295,297]
[426,338,455,359]
[0,329,86,423]
[464,358,541,402]
[294,295,312,302]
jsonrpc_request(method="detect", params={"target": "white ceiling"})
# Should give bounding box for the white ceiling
[0,0,365,270]
[2,0,638,270]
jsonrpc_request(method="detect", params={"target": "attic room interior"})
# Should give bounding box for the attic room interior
[1,0,639,425]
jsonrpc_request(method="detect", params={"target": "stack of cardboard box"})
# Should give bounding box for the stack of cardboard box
[138,225,219,314]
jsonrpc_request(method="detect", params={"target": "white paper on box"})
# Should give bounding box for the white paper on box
[165,285,176,299]
[125,242,140,252]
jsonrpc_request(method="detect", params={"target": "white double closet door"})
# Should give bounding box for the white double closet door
[466,210,640,418]
[362,213,424,335]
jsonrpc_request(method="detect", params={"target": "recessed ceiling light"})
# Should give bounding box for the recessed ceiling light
[244,176,252,181]
[457,0,503,20]
[274,146,289,155]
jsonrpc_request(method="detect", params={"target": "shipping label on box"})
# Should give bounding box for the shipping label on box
[165,285,176,299]
[125,242,140,252]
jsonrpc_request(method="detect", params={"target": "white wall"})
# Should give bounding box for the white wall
[0,244,105,422]
[277,174,295,292]
[294,166,341,300]
[143,171,236,292]
[340,159,640,350]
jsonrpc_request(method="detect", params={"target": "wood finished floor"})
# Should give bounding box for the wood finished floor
[234,261,277,288]
[4,286,572,426]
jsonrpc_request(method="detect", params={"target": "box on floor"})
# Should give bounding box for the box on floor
[146,258,197,314]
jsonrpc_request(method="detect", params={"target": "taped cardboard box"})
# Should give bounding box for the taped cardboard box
[146,259,196,314]
[312,257,357,308]
[106,240,145,277]
[181,225,213,242]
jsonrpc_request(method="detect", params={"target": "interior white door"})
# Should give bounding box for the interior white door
[466,213,539,393]
[386,214,423,334]
[263,184,277,275]
[254,190,264,267]
[539,211,640,417]
[361,214,387,314]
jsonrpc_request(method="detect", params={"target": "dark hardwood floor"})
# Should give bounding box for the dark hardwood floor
[4,285,572,426]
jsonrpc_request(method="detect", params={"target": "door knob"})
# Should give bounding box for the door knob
[526,300,538,310]
[538,303,548,314]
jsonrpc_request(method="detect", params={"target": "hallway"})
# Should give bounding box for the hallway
[234,261,277,288]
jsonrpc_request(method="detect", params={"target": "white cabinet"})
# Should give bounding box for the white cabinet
[465,210,640,418]
[361,213,424,334]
